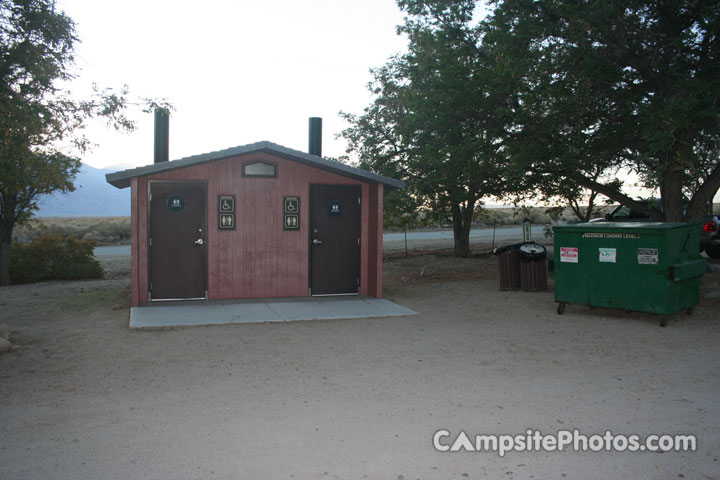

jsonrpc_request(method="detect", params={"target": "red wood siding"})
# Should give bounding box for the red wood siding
[129,152,384,304]
[130,177,139,305]
[367,183,383,298]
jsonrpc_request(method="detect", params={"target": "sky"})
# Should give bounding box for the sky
[52,1,689,204]
[57,0,409,170]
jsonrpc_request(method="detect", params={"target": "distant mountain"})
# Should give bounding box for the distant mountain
[36,164,131,217]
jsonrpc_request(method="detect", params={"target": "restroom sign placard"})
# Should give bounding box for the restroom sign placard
[218,195,235,230]
[219,195,235,213]
[284,214,299,229]
[283,196,300,231]
[219,214,234,229]
[284,196,299,214]
[328,200,342,216]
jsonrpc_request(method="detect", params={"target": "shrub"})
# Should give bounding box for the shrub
[12,217,131,245]
[10,235,103,284]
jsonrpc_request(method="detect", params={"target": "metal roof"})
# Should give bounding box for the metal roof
[105,141,405,190]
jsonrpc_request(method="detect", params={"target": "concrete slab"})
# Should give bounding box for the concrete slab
[129,296,418,329]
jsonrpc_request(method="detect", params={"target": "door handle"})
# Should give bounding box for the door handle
[313,238,323,245]
[194,238,204,245]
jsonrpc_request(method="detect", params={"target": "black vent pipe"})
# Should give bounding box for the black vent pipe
[154,109,169,164]
[308,117,322,157]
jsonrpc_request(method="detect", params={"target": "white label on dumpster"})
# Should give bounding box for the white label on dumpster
[638,248,658,265]
[599,248,616,263]
[560,247,579,263]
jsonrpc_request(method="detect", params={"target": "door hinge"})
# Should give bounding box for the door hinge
[357,277,360,286]
[358,197,361,205]
[149,238,152,246]
[358,237,360,245]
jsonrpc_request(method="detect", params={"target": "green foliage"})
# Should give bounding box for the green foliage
[484,0,720,222]
[347,0,718,244]
[0,0,170,284]
[10,234,103,283]
[341,0,515,256]
[383,189,424,230]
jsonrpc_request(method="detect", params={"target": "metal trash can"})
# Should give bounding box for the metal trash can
[495,243,521,290]
[552,222,705,322]
[519,243,548,291]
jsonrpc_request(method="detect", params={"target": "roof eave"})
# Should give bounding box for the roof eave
[105,141,405,190]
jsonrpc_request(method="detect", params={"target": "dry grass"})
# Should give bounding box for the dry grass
[11,202,719,247]
[13,217,131,246]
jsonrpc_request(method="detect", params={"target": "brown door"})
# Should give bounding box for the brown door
[149,182,206,300]
[310,185,361,295]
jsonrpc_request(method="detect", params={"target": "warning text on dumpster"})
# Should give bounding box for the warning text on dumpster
[637,248,659,265]
[560,247,579,263]
[581,233,640,239]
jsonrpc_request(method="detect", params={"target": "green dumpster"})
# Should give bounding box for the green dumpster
[551,222,705,319]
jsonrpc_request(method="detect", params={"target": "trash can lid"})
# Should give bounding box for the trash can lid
[493,242,523,255]
[519,243,545,255]
[519,243,547,262]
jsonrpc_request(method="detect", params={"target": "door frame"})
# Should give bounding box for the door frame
[147,180,209,301]
[308,184,362,296]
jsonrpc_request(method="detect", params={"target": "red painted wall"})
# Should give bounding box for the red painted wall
[129,152,384,305]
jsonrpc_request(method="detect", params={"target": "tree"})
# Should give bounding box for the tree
[341,0,512,257]
[484,0,720,222]
[520,165,618,223]
[0,0,169,285]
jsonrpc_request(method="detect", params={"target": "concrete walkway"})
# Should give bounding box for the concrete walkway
[129,296,417,328]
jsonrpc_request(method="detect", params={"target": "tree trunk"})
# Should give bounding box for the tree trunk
[660,160,685,222]
[451,201,474,258]
[583,190,599,223]
[686,160,720,221]
[0,223,12,286]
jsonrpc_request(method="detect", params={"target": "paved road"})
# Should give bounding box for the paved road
[383,225,545,243]
[94,245,132,256]
[93,225,546,257]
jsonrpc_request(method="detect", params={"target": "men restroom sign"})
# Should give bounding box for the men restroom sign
[328,200,342,216]
[167,194,185,212]
[284,196,300,230]
[218,195,235,230]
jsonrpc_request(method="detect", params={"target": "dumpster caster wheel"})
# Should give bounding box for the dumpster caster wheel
[686,307,694,315]
[557,303,566,315]
[660,318,667,328]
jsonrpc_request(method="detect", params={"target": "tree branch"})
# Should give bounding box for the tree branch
[573,174,663,220]
[686,156,720,220]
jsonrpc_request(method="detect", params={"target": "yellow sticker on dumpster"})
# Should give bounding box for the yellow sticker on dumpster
[638,248,658,265]
[560,247,579,263]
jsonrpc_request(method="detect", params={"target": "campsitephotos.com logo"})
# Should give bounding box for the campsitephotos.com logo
[433,429,697,457]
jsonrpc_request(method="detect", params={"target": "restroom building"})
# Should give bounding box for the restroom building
[106,116,404,306]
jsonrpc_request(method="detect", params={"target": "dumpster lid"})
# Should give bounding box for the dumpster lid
[553,222,692,233]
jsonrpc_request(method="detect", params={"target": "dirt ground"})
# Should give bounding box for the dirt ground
[1,246,719,479]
